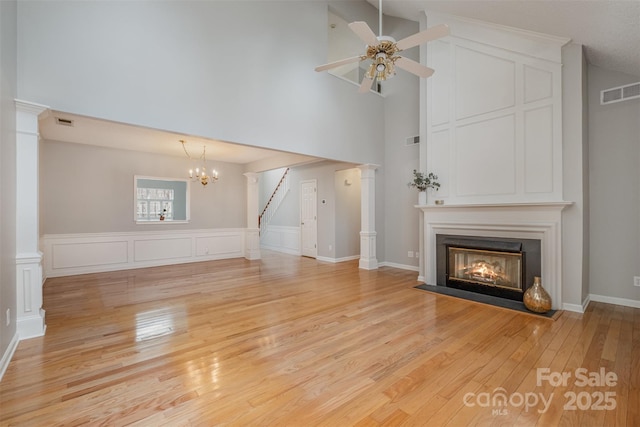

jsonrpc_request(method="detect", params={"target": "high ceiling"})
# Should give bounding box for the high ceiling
[39,1,638,168]
[370,0,640,78]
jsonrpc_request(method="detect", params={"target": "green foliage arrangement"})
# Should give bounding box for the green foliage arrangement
[409,169,440,192]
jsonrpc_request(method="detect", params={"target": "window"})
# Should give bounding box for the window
[136,188,174,221]
[134,176,189,223]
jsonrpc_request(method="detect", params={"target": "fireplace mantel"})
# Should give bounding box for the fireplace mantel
[416,201,572,309]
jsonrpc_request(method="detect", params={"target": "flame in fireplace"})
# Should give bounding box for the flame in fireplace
[460,260,508,285]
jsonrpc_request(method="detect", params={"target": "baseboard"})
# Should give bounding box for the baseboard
[562,302,586,313]
[0,333,19,382]
[378,261,420,272]
[316,255,359,263]
[589,293,640,309]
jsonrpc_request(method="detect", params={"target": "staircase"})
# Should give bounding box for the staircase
[259,168,290,236]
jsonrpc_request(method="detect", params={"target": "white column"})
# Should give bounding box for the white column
[358,164,379,270]
[244,172,261,260]
[15,100,48,339]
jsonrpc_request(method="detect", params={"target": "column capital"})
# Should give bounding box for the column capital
[15,100,49,136]
[243,172,259,184]
[14,99,49,115]
[357,163,380,172]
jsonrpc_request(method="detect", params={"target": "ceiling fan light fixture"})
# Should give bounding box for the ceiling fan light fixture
[314,0,449,92]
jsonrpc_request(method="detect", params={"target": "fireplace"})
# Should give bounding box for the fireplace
[436,235,541,302]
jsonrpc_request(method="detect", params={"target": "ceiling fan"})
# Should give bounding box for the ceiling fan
[315,0,449,93]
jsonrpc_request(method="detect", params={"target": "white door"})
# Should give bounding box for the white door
[300,180,317,258]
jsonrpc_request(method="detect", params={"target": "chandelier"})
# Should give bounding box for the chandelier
[180,139,219,186]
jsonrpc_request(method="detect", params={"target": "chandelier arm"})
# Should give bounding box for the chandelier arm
[180,140,192,160]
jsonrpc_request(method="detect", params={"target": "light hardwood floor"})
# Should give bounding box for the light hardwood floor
[0,251,638,426]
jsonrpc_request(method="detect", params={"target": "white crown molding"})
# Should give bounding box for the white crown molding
[424,10,571,64]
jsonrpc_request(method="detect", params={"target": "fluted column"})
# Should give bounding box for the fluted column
[244,172,261,260]
[358,164,379,270]
[15,100,48,339]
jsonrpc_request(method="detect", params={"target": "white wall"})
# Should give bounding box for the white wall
[17,1,385,166]
[588,65,640,303]
[259,167,287,212]
[561,43,589,308]
[0,0,18,377]
[40,140,246,234]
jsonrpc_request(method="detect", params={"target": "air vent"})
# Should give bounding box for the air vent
[601,82,640,105]
[405,135,420,146]
[55,117,74,127]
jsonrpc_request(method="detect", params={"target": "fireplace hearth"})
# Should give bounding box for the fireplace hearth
[436,235,541,302]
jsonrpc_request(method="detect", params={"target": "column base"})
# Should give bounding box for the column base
[359,257,379,270]
[17,309,46,340]
[16,252,46,340]
[245,228,261,260]
[359,231,378,270]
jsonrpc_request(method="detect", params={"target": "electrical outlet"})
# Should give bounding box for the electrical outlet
[408,251,414,258]
[5,308,9,326]
[634,276,640,287]
[329,244,332,251]
[415,252,420,258]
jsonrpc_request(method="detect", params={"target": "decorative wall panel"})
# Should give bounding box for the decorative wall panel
[52,241,128,269]
[524,65,553,103]
[424,12,568,205]
[455,46,515,120]
[42,229,246,278]
[260,225,301,256]
[456,114,516,196]
[524,106,554,193]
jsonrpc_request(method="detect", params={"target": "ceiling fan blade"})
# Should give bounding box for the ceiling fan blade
[348,21,379,47]
[395,56,435,78]
[315,56,363,72]
[395,24,450,51]
[358,76,375,93]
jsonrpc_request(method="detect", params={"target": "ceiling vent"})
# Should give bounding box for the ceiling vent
[405,135,420,146]
[600,82,640,105]
[55,117,74,127]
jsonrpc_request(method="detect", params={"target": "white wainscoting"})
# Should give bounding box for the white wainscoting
[42,228,246,278]
[260,225,300,256]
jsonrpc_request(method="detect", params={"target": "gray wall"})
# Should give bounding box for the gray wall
[334,168,361,259]
[40,140,246,234]
[0,0,17,370]
[588,65,640,301]
[17,0,385,166]
[381,15,421,269]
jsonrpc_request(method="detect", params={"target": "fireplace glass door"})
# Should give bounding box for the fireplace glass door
[448,247,523,291]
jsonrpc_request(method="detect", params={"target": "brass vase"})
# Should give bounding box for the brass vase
[523,276,552,313]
